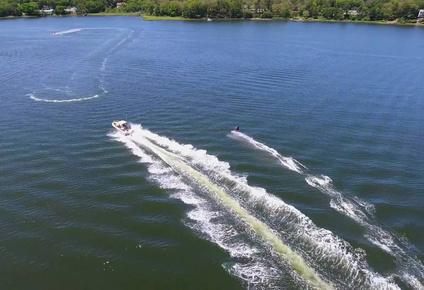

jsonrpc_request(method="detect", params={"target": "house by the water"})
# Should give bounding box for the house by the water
[116,2,126,8]
[42,8,54,14]
[65,7,77,13]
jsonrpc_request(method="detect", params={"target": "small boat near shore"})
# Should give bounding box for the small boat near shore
[112,120,133,135]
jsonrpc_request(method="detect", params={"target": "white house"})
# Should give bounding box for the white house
[42,9,54,14]
[243,4,264,13]
[418,9,424,18]
[65,7,77,13]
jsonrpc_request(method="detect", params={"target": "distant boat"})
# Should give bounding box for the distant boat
[207,18,212,22]
[112,120,133,135]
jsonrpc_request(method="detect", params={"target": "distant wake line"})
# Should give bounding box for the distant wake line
[51,28,82,36]
[100,29,134,73]
[110,124,399,290]
[230,131,307,174]
[229,131,424,289]
[34,27,134,104]
[28,94,99,103]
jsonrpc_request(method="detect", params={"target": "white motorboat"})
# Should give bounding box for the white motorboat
[112,120,133,135]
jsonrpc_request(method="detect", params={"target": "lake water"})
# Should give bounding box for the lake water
[0,16,423,289]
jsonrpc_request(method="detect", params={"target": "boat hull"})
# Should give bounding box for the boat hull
[112,121,133,135]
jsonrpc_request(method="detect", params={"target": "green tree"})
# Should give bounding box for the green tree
[357,4,369,19]
[85,0,105,12]
[21,1,41,15]
[253,0,263,13]
[72,0,88,13]
[264,0,273,10]
[0,5,6,16]
[273,3,291,17]
[381,2,395,20]
[398,0,419,19]
[160,1,181,16]
[121,0,155,13]
[55,4,67,14]
[209,0,232,18]
[322,6,343,19]
[243,9,253,17]
[261,9,273,16]
[335,0,349,18]
[305,0,319,17]
[182,0,207,18]
[230,0,243,18]
[37,0,52,9]
[0,2,22,16]
[52,0,70,8]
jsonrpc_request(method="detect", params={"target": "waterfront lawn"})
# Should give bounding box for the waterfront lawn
[88,12,140,16]
[142,15,189,21]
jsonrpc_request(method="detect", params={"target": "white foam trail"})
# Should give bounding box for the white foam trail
[305,175,369,225]
[353,196,376,215]
[82,27,134,59]
[51,28,82,36]
[229,131,306,173]
[99,29,133,73]
[108,131,295,289]
[226,262,285,289]
[230,131,424,288]
[110,125,400,289]
[40,28,131,103]
[101,58,108,72]
[132,132,331,289]
[99,29,133,75]
[28,93,99,103]
[99,85,108,94]
[116,29,134,48]
[305,176,424,288]
[398,273,424,290]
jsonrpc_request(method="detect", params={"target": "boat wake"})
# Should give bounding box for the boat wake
[30,28,134,104]
[229,130,424,289]
[28,93,99,103]
[51,28,82,36]
[116,29,134,48]
[109,124,400,290]
[229,131,307,173]
[100,29,133,73]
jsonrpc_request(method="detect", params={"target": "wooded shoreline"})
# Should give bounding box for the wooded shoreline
[1,0,424,25]
[1,13,423,27]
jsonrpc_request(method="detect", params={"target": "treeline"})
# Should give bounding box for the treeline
[111,0,424,21]
[1,0,423,22]
[0,0,117,16]
[140,0,424,21]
